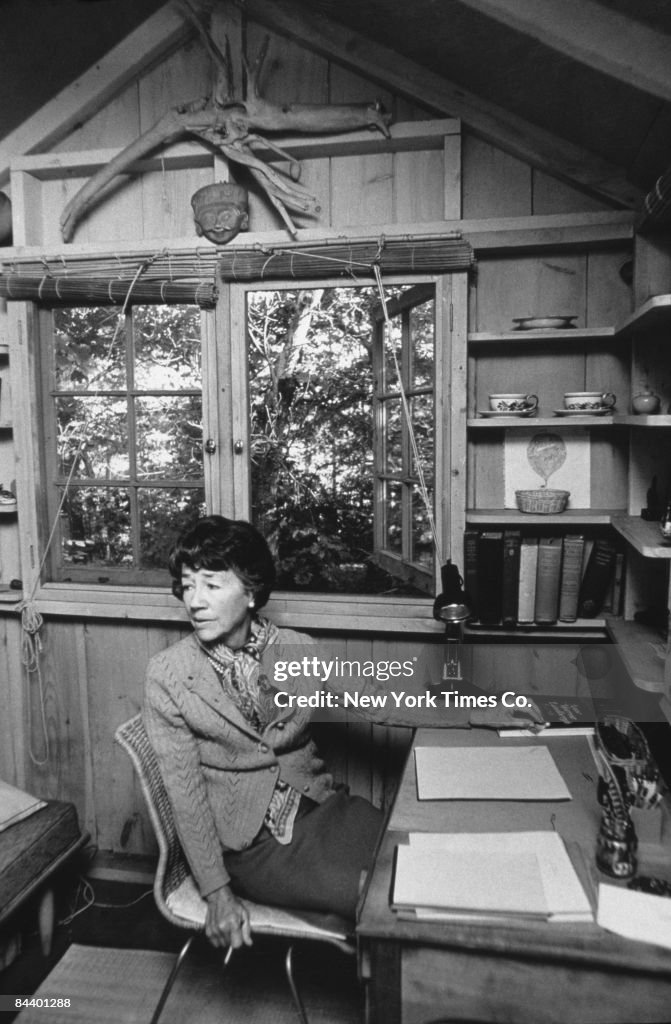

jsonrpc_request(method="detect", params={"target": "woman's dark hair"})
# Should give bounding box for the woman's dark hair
[169,515,276,609]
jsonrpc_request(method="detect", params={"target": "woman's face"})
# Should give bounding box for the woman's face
[180,566,253,648]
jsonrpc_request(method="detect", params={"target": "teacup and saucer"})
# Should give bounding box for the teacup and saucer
[481,393,539,418]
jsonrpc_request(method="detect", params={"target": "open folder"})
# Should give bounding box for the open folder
[414,745,571,801]
[392,831,593,923]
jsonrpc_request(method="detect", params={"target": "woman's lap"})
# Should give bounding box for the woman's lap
[224,791,383,919]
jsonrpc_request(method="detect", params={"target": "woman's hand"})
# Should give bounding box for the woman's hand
[205,884,253,950]
[470,698,547,732]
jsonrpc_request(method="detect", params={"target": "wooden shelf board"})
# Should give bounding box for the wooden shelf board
[614,414,671,426]
[0,506,17,515]
[467,619,606,637]
[607,617,666,692]
[468,327,616,343]
[616,294,671,337]
[468,415,617,428]
[466,508,620,526]
[612,516,671,557]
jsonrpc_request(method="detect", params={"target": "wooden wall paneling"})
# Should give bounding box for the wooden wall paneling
[471,341,584,417]
[469,641,585,698]
[532,170,611,215]
[586,250,633,327]
[474,253,588,332]
[243,24,331,234]
[342,635,376,804]
[86,620,162,855]
[53,84,141,154]
[589,428,628,509]
[461,135,531,220]
[24,620,88,814]
[329,64,394,228]
[9,170,43,248]
[137,40,213,241]
[393,147,447,224]
[468,432,504,508]
[632,332,671,415]
[0,616,26,787]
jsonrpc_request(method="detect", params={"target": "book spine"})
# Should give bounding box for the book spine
[578,537,617,618]
[558,534,585,623]
[609,550,625,616]
[517,537,539,624]
[463,528,480,621]
[534,536,563,624]
[501,530,521,627]
[477,531,503,625]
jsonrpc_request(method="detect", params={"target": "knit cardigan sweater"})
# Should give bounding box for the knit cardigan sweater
[143,628,469,898]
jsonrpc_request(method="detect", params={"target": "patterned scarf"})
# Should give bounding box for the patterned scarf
[201,616,280,732]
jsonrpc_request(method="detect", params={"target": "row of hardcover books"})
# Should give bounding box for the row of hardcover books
[463,529,623,627]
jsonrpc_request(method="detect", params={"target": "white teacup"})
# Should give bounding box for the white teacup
[489,393,538,413]
[564,391,615,411]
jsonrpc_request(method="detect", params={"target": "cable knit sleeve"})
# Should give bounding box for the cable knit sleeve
[143,653,231,898]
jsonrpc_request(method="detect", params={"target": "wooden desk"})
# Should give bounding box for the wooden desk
[357,728,671,1024]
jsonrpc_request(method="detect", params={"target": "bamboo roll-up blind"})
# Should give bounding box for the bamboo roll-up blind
[218,236,475,281]
[0,275,217,307]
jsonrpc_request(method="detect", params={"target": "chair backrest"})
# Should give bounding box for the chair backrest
[114,714,192,922]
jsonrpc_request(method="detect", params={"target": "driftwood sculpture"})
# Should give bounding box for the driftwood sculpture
[60,0,391,242]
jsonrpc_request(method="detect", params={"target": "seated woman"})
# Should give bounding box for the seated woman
[143,515,540,951]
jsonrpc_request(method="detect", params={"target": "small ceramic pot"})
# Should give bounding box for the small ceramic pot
[632,386,661,415]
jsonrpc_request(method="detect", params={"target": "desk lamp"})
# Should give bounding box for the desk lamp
[433,561,470,681]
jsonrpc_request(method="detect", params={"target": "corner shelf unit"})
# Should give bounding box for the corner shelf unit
[466,284,671,702]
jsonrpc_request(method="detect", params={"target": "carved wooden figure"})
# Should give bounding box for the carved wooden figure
[59,0,392,242]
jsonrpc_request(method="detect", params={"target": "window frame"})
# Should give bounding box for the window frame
[11,269,467,632]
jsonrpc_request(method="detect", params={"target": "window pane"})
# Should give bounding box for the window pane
[135,395,203,480]
[384,398,403,474]
[138,487,206,570]
[134,305,201,389]
[385,480,403,554]
[410,301,434,389]
[412,491,434,567]
[411,393,434,475]
[54,307,126,390]
[383,320,402,391]
[248,286,377,593]
[59,487,132,567]
[56,396,129,477]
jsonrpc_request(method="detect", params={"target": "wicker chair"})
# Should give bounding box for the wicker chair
[115,714,355,1024]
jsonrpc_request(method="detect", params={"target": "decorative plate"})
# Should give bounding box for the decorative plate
[553,408,613,417]
[512,316,578,331]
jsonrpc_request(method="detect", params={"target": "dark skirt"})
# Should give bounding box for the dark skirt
[224,791,384,920]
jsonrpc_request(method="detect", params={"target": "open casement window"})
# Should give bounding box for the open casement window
[37,303,207,586]
[224,272,466,628]
[371,284,437,596]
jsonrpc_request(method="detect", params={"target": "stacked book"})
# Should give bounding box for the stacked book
[464,530,623,627]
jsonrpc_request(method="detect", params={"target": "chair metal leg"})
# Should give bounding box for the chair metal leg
[150,934,196,1024]
[285,944,309,1024]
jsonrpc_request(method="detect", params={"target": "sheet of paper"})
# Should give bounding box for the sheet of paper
[393,845,548,917]
[414,745,571,801]
[407,831,592,921]
[0,777,46,832]
[498,727,595,738]
[597,883,671,951]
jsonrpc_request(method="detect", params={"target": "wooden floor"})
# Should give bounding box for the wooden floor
[0,873,363,1023]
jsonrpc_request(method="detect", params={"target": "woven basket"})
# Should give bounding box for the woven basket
[515,488,569,514]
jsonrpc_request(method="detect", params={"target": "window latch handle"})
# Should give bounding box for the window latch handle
[233,440,244,454]
[204,438,217,454]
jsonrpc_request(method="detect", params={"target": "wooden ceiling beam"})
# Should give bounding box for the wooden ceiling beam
[0,5,189,188]
[244,0,640,209]
[457,0,671,104]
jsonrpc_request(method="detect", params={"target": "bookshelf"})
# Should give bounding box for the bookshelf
[464,241,671,707]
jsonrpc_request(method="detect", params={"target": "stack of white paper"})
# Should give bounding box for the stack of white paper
[392,831,593,923]
[414,745,572,801]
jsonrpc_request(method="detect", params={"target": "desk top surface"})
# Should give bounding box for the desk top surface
[357,727,671,975]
